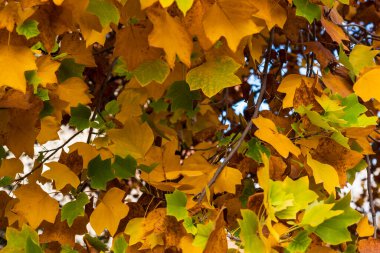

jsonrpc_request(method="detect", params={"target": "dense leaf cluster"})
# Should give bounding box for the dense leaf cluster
[0,0,380,252]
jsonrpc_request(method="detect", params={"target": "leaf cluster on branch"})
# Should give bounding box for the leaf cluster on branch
[0,0,380,252]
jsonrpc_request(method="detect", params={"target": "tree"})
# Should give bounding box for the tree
[0,0,380,252]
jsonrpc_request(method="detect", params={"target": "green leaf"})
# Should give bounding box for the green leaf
[301,202,343,227]
[25,236,43,253]
[245,138,270,163]
[16,20,40,40]
[285,230,312,253]
[340,94,377,127]
[239,178,255,208]
[186,56,241,97]
[83,234,108,251]
[347,159,367,184]
[349,45,379,77]
[25,70,42,92]
[150,98,169,112]
[269,177,318,220]
[166,81,201,111]
[112,58,132,79]
[112,155,137,179]
[133,59,170,86]
[57,59,85,83]
[69,104,91,131]
[1,225,42,253]
[0,176,13,187]
[237,209,265,253]
[40,101,54,118]
[87,155,114,190]
[36,88,49,101]
[112,234,128,253]
[293,0,321,23]
[61,192,89,227]
[86,0,120,27]
[139,163,158,173]
[0,145,6,160]
[309,194,361,245]
[165,189,188,220]
[331,131,350,149]
[183,217,197,235]
[105,100,120,115]
[60,245,78,253]
[192,222,214,250]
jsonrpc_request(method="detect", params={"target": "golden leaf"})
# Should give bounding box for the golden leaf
[202,0,263,52]
[357,216,374,237]
[12,184,59,228]
[107,118,154,159]
[90,188,129,236]
[253,116,301,158]
[0,45,36,93]
[147,6,193,68]
[43,162,80,190]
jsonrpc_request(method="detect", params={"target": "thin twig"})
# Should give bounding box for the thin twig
[14,130,84,183]
[366,155,377,238]
[196,28,275,203]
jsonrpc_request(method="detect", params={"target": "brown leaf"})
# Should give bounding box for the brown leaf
[321,16,349,50]
[358,238,380,253]
[40,214,88,246]
[304,41,336,69]
[310,137,363,187]
[204,210,227,253]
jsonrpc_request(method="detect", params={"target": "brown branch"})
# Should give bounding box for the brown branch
[366,155,377,238]
[196,28,275,203]
[14,130,84,183]
[86,57,119,143]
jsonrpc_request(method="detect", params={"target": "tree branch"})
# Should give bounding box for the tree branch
[196,28,275,203]
[86,57,119,143]
[366,155,377,238]
[14,130,84,183]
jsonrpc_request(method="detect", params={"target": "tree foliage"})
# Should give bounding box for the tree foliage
[0,0,380,252]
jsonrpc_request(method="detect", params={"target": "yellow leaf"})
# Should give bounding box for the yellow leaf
[12,184,59,228]
[147,6,193,68]
[140,0,156,9]
[212,166,242,194]
[84,27,109,47]
[124,218,145,245]
[53,0,65,5]
[115,88,148,123]
[353,68,380,102]
[55,77,92,113]
[357,216,374,237]
[0,158,23,178]
[252,0,287,29]
[253,116,301,158]
[179,235,203,253]
[90,188,129,236]
[202,0,263,52]
[68,142,112,168]
[37,116,60,144]
[306,154,340,196]
[0,45,36,93]
[43,162,80,190]
[277,74,314,108]
[36,56,60,87]
[107,118,154,159]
